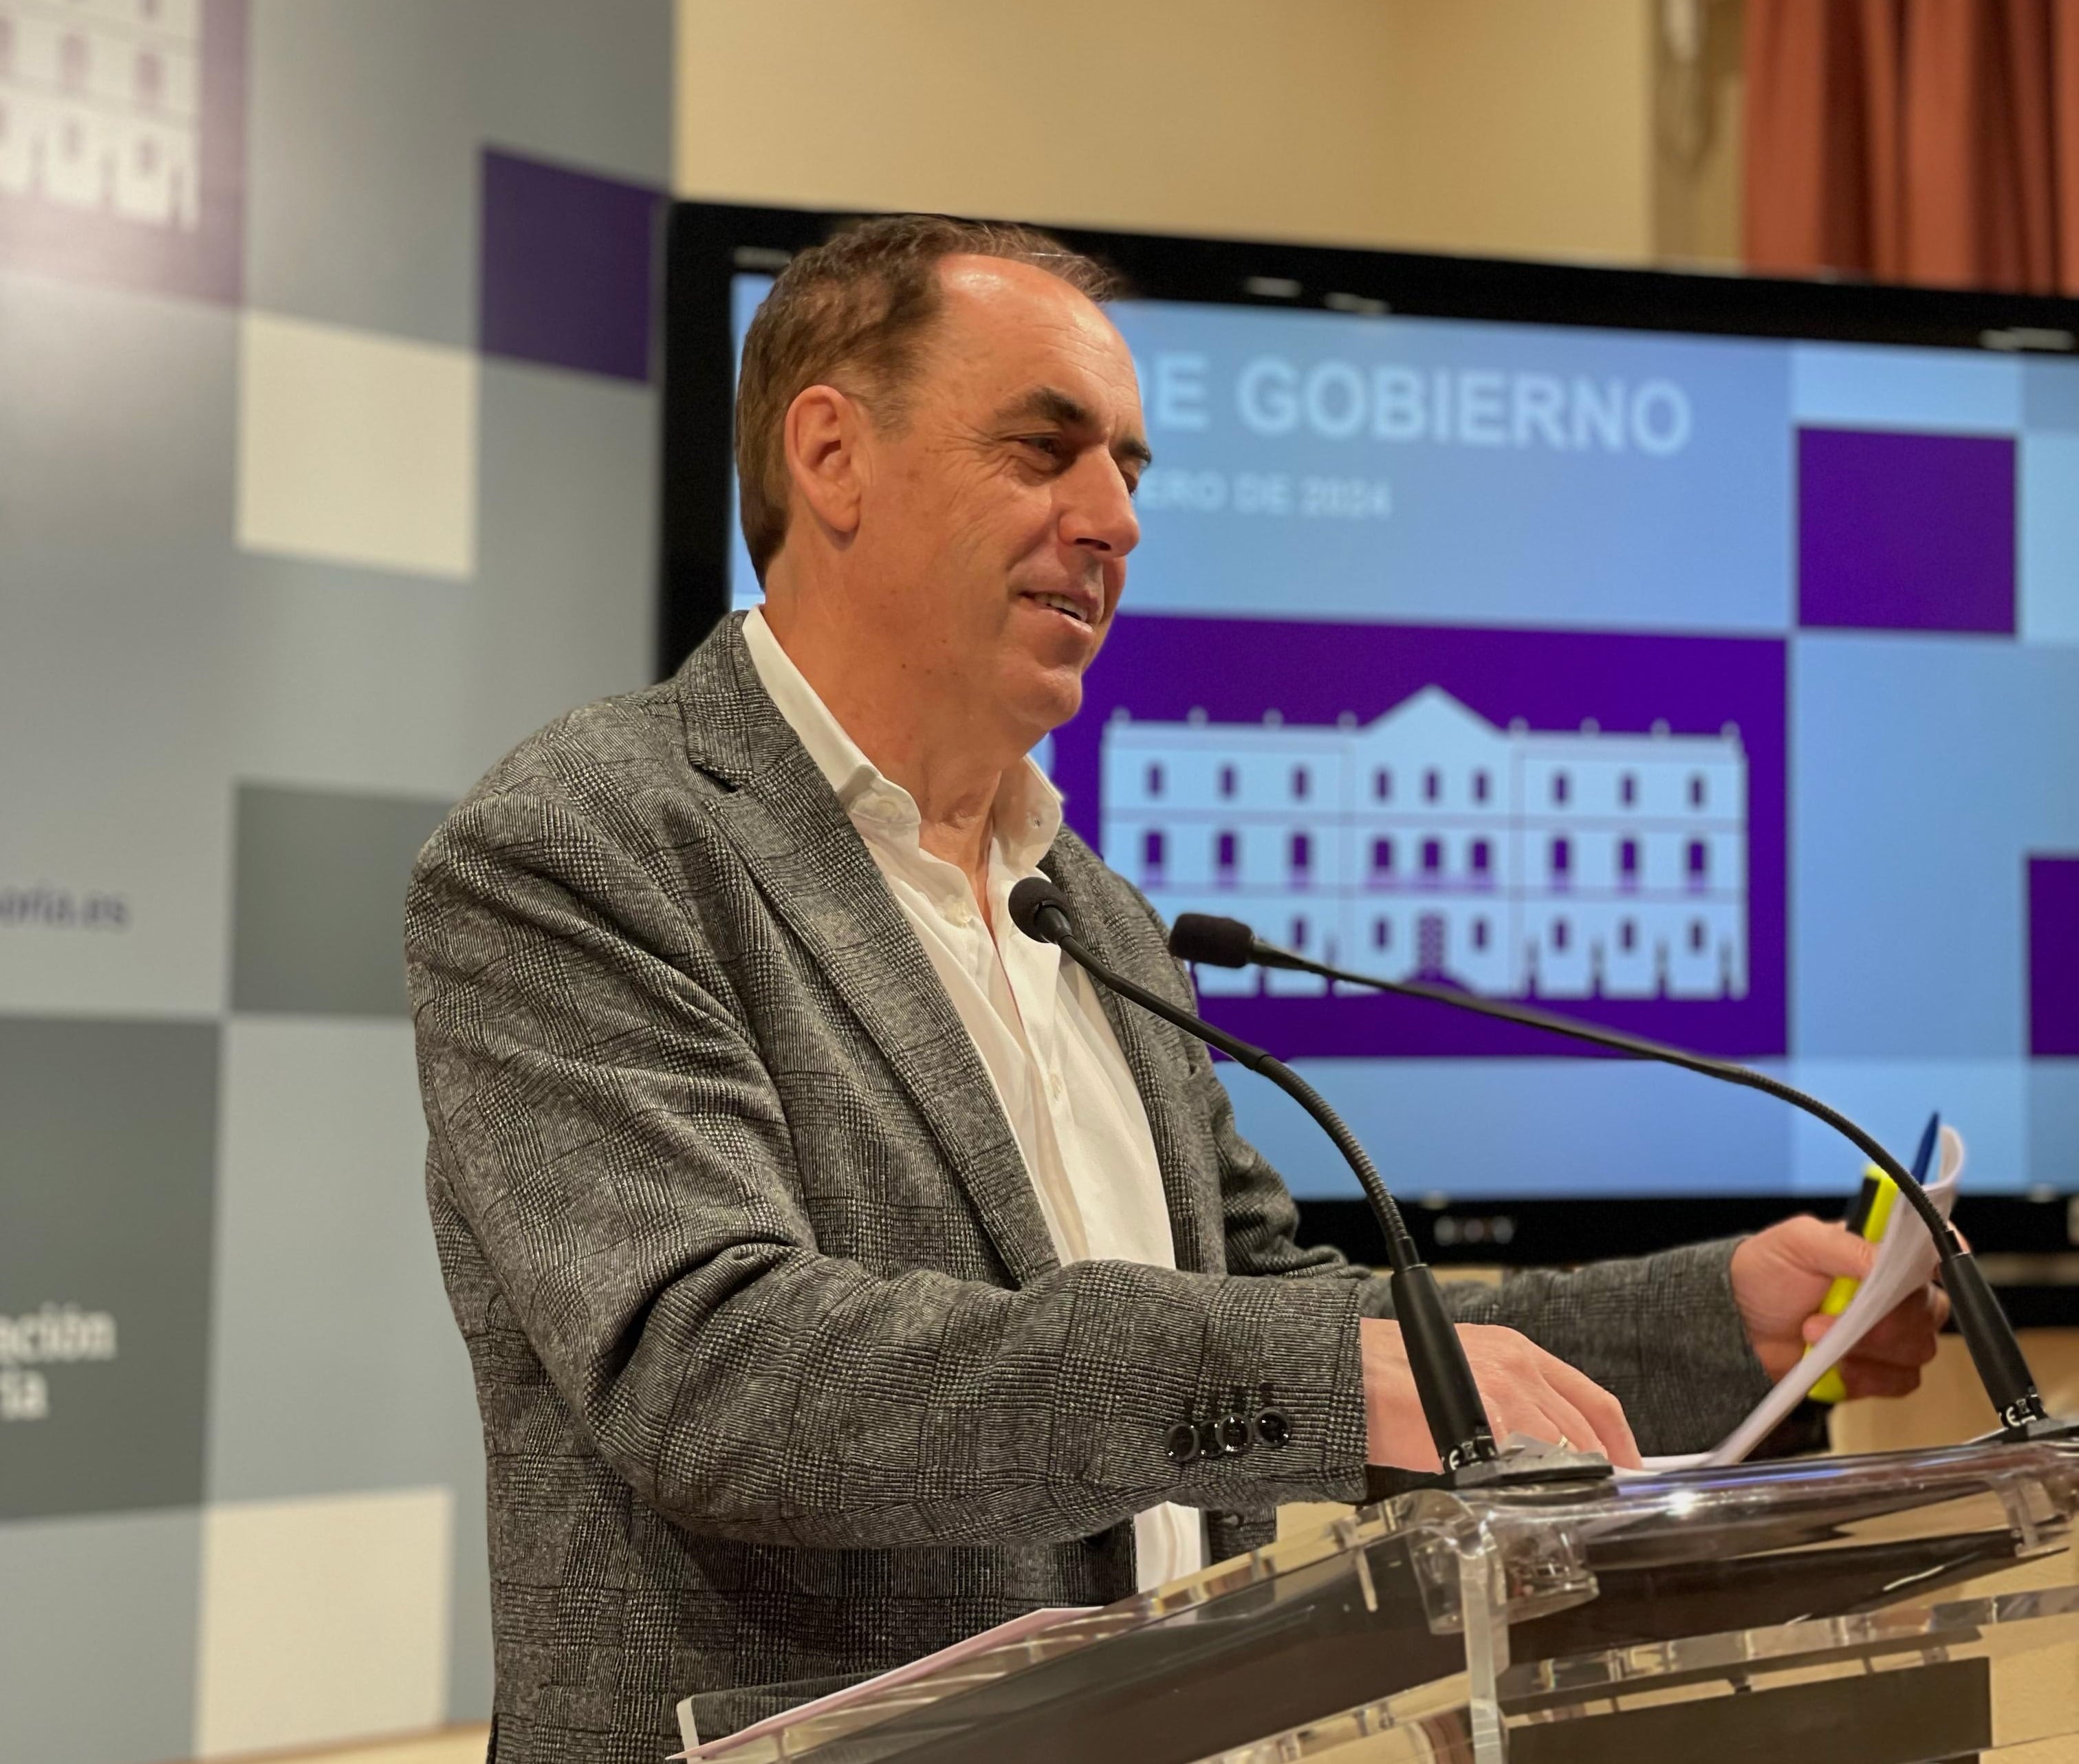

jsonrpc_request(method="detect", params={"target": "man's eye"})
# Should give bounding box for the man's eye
[1020,435,1066,461]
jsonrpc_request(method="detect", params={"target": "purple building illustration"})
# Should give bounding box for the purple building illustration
[1102,686,1748,1004]
[0,0,244,303]
[1053,613,1787,1059]
[0,1,204,229]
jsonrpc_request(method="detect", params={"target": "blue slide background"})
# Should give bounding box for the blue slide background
[729,273,2079,1201]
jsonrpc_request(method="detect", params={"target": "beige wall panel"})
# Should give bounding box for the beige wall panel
[194,1486,453,1758]
[1373,0,1654,261]
[237,312,479,581]
[675,0,1654,263]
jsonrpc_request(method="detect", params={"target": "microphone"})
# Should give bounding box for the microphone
[1008,877,1536,1485]
[1168,911,2065,1444]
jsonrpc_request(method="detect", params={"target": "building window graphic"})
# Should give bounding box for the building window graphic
[0,1,208,230]
[1145,762,1164,797]
[1102,684,1749,1002]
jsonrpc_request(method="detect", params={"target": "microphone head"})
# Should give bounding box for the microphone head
[1008,875,1074,942]
[1168,913,1260,969]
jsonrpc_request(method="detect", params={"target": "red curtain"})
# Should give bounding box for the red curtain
[1745,0,2079,293]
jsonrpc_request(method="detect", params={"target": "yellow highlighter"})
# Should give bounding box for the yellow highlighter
[1807,1167,1898,1405]
[1807,1111,1937,1406]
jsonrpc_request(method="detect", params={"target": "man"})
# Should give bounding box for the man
[406,215,1946,1763]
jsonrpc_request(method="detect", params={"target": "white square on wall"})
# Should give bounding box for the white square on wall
[237,311,478,580]
[194,1485,453,1758]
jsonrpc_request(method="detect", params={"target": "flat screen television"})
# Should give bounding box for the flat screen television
[660,200,2079,1309]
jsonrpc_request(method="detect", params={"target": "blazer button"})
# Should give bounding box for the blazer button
[1215,1414,1253,1457]
[1254,1408,1294,1448]
[1164,1423,1199,1466]
[1196,1421,1225,1460]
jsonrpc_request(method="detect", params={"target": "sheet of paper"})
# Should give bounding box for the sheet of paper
[1695,1124,1964,1468]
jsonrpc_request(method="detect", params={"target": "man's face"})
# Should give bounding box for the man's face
[844,256,1149,746]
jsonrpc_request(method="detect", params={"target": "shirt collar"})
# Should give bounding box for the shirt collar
[740,605,1063,870]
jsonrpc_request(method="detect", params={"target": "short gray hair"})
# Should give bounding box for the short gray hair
[734,214,1120,582]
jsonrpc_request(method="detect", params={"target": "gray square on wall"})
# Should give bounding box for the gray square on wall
[0,1019,219,1520]
[231,783,452,1017]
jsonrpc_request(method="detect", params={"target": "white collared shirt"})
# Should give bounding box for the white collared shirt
[741,607,1206,1591]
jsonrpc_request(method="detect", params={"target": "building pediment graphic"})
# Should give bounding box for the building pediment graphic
[1360,684,1503,751]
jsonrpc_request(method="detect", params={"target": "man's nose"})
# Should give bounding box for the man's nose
[1058,453,1140,558]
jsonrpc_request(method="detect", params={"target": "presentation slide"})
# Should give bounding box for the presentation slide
[729,274,2079,1204]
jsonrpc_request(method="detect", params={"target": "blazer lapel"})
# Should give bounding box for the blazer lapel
[1044,854,1225,1277]
[675,620,1061,1287]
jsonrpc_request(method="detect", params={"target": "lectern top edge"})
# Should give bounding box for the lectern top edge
[695,1441,2079,1764]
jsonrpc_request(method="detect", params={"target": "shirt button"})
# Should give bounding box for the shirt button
[1047,1070,1065,1099]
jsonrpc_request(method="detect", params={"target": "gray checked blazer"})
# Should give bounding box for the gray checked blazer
[405,613,1772,1763]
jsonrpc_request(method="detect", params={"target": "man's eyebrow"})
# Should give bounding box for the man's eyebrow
[996,385,1155,470]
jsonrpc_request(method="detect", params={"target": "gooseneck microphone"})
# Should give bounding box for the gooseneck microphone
[1168,911,2065,1444]
[1006,877,1505,1480]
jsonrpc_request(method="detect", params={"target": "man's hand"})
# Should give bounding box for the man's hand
[1729,1215,1949,1395]
[1360,1317,1642,1470]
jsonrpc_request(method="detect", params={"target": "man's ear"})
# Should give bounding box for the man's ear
[783,384,867,542]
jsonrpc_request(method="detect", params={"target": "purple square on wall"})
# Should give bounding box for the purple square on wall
[1053,613,1788,1060]
[2029,857,2079,1057]
[479,149,663,382]
[1798,427,2016,633]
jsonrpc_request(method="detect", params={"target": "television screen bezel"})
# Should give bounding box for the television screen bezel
[658,197,2079,1302]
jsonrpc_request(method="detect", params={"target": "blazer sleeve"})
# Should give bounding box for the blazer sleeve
[407,785,1381,1550]
[1189,1029,1775,1457]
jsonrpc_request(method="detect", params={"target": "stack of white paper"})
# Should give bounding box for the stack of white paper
[1640,1124,1966,1474]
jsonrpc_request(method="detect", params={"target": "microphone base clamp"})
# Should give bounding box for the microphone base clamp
[1987,1412,2079,1446]
[1448,1447,1618,1492]
[1362,1448,1615,1505]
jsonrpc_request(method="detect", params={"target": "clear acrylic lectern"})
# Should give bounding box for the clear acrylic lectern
[693,1441,2079,1764]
